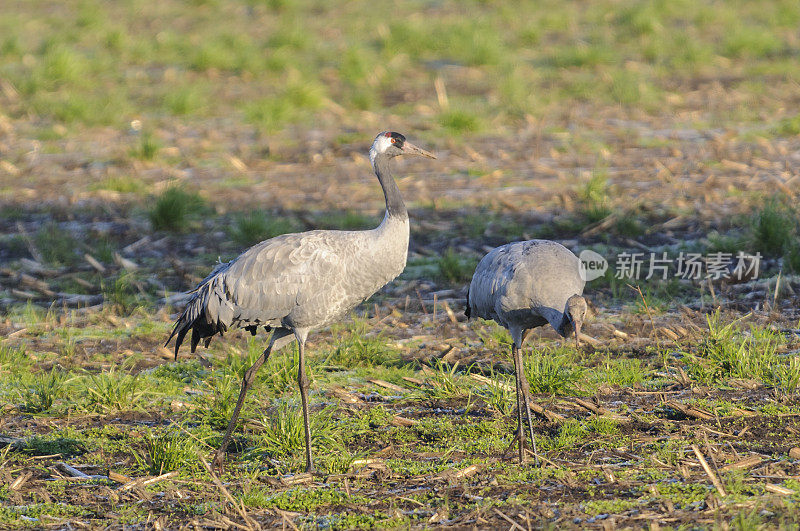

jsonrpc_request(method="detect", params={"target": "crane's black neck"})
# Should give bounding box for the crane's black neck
[373,154,408,221]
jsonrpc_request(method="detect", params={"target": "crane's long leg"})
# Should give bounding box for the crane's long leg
[514,342,540,467]
[213,328,291,470]
[511,344,526,464]
[297,337,314,473]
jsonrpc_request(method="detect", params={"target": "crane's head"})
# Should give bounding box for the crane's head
[565,294,588,349]
[369,131,435,168]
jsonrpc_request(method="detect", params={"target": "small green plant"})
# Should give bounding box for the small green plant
[775,114,800,137]
[523,347,583,395]
[749,196,800,270]
[417,359,472,401]
[23,436,86,457]
[771,355,800,394]
[439,109,481,135]
[35,222,79,266]
[474,369,514,416]
[148,185,206,232]
[84,367,143,411]
[251,401,335,459]
[165,86,207,116]
[196,373,243,430]
[0,343,29,373]
[577,172,612,223]
[104,271,147,314]
[17,368,67,413]
[91,176,147,194]
[243,81,326,132]
[437,248,476,284]
[131,131,160,160]
[325,320,399,367]
[540,418,587,452]
[592,357,647,388]
[136,428,198,475]
[685,312,792,387]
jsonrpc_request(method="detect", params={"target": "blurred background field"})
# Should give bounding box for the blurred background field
[1,0,800,529]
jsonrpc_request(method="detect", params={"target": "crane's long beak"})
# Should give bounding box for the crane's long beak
[403,141,436,159]
[574,321,582,350]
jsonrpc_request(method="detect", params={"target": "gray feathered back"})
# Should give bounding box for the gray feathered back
[166,217,409,356]
[466,240,585,344]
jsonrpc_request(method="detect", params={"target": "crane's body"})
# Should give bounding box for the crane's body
[467,240,585,346]
[467,239,588,464]
[168,218,409,352]
[166,132,434,472]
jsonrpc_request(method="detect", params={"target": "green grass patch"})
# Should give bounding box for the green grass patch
[148,185,207,232]
[437,247,477,285]
[523,346,583,395]
[136,427,200,475]
[684,312,798,391]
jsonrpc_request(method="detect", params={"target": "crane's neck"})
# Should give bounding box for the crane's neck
[372,153,408,221]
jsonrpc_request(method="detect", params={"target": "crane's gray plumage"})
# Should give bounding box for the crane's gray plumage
[166,131,434,472]
[466,239,589,464]
[166,220,409,354]
[467,240,586,346]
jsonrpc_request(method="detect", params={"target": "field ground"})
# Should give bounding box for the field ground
[3,0,800,529]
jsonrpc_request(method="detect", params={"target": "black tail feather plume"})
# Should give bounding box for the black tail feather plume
[165,294,226,359]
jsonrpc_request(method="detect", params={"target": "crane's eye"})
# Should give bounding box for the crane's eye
[390,138,396,143]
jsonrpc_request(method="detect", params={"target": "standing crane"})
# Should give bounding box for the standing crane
[466,240,588,464]
[166,132,435,472]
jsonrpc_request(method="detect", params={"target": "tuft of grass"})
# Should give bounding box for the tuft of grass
[750,196,799,259]
[16,368,67,413]
[612,211,646,237]
[250,401,335,459]
[437,247,477,285]
[722,25,783,59]
[90,176,147,194]
[83,367,144,412]
[415,359,473,401]
[35,222,79,266]
[474,369,514,416]
[23,436,86,457]
[577,172,612,223]
[136,428,198,475]
[775,114,800,137]
[539,418,587,452]
[131,131,160,160]
[523,347,583,395]
[241,485,360,512]
[685,312,796,391]
[0,343,30,373]
[244,81,326,132]
[164,86,208,116]
[148,185,207,232]
[325,320,399,367]
[439,109,481,135]
[230,211,297,247]
[591,357,647,388]
[103,271,148,315]
[196,373,243,430]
